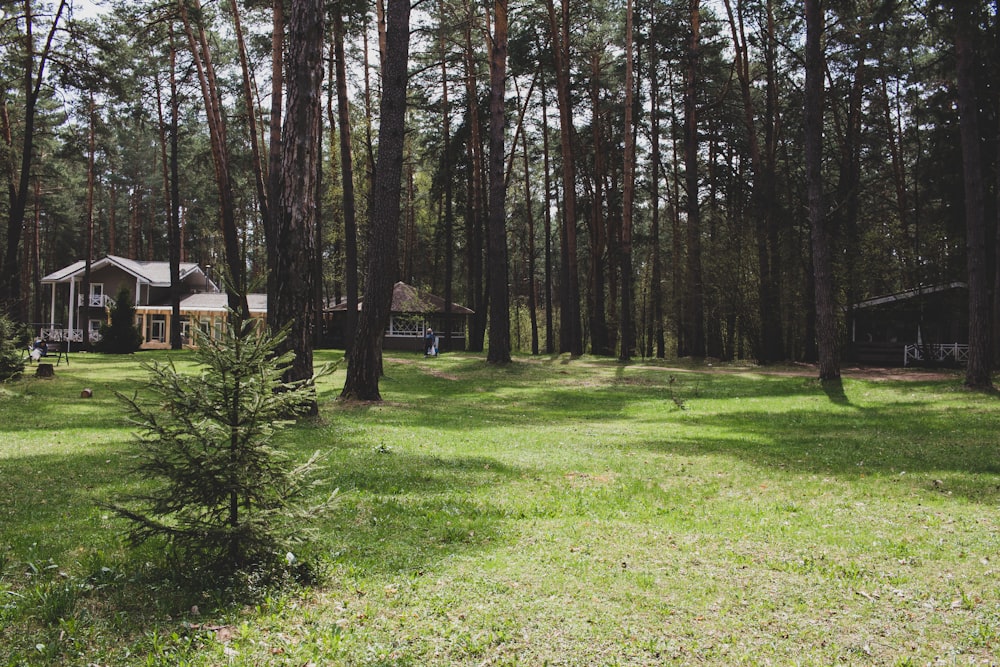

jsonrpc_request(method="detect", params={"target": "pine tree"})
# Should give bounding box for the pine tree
[95,287,143,354]
[112,306,334,577]
[0,315,26,381]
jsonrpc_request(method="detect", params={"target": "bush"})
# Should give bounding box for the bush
[111,304,334,579]
[0,314,26,381]
[94,287,143,354]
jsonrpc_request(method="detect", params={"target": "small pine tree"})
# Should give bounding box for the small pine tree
[95,287,143,354]
[0,314,26,381]
[112,305,334,577]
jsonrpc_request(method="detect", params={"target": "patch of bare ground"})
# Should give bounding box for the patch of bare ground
[391,356,461,380]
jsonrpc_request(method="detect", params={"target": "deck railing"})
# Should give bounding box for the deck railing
[77,294,116,308]
[39,328,102,343]
[903,343,968,367]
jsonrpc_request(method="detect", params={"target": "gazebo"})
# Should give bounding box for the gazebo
[323,282,474,351]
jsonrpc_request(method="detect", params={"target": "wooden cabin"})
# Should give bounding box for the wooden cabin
[846,282,968,366]
[324,282,474,351]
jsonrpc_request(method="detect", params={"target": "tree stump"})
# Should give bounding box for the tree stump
[36,363,54,378]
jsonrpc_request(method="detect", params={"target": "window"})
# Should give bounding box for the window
[89,283,104,308]
[148,315,166,343]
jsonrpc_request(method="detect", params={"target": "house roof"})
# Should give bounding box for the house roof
[327,281,474,315]
[851,282,967,310]
[41,255,206,287]
[136,292,268,313]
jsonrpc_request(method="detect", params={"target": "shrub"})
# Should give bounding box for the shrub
[0,314,26,381]
[94,287,143,354]
[111,304,335,579]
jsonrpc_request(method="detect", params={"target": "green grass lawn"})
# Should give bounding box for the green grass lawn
[1,350,998,666]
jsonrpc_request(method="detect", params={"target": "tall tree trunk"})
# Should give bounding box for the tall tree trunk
[154,28,183,349]
[273,0,326,406]
[520,86,539,356]
[341,0,411,401]
[83,92,96,350]
[440,34,456,352]
[541,81,555,354]
[954,3,991,389]
[588,53,610,356]
[545,0,583,356]
[169,26,182,349]
[333,7,359,352]
[265,0,284,314]
[648,10,664,359]
[1,0,67,319]
[994,0,1000,367]
[230,0,268,231]
[487,0,511,364]
[683,0,705,357]
[619,0,636,362]
[805,0,839,380]
[723,0,781,363]
[177,0,246,314]
[463,4,487,352]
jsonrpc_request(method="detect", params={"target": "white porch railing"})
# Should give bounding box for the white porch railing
[77,294,116,308]
[904,343,969,367]
[40,328,102,343]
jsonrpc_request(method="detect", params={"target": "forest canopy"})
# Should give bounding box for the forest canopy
[1,0,997,375]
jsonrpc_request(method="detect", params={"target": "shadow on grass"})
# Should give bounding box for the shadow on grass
[0,431,525,666]
[628,398,1000,504]
[820,378,850,405]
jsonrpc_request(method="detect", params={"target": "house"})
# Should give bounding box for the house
[40,255,266,350]
[324,281,474,351]
[846,282,968,366]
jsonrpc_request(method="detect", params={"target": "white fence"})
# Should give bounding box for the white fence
[903,343,969,367]
[77,294,115,308]
[39,329,102,343]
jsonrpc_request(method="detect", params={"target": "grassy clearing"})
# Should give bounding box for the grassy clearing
[1,350,998,665]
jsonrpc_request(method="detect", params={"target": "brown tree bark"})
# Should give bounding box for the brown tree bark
[682,0,705,357]
[341,0,411,401]
[619,0,636,362]
[463,2,487,352]
[439,33,456,353]
[177,0,246,315]
[804,0,839,380]
[587,52,610,356]
[518,80,539,356]
[723,0,782,363]
[540,81,555,354]
[273,0,326,404]
[954,3,991,389]
[154,29,182,349]
[486,0,511,364]
[333,7,359,352]
[545,0,583,356]
[648,4,664,359]
[266,0,284,313]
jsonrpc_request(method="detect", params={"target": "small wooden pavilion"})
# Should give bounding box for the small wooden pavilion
[846,282,968,366]
[323,282,474,351]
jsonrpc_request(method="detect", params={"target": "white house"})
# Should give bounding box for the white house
[40,255,266,349]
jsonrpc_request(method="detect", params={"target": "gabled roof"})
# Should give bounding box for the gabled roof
[327,281,474,315]
[41,255,205,287]
[851,282,967,310]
